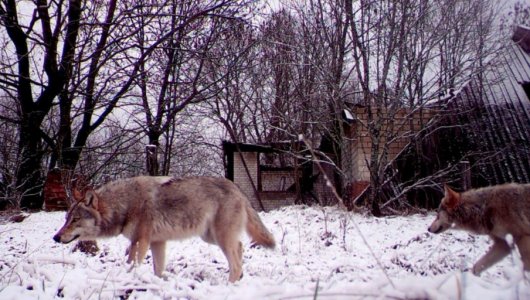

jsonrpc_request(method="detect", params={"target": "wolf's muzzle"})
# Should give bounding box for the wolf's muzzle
[427,226,441,234]
[53,234,80,244]
[53,234,61,243]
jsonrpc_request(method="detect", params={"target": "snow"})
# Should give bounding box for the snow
[1,205,529,299]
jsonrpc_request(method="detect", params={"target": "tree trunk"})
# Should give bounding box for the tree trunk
[17,115,44,209]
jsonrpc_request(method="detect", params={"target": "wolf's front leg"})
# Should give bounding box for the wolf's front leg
[126,237,151,271]
[472,237,511,275]
[126,243,137,264]
[150,241,166,277]
[127,223,152,266]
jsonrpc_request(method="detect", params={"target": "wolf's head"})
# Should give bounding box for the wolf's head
[428,185,461,234]
[53,189,103,244]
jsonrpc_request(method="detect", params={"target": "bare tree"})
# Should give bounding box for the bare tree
[341,0,504,215]
[128,0,255,176]
[0,0,511,216]
[0,101,18,208]
[0,0,246,208]
[0,0,82,209]
[216,0,504,213]
[205,19,263,144]
[291,0,352,192]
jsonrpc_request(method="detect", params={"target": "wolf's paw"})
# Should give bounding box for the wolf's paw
[126,262,137,273]
[471,266,482,276]
[158,272,169,281]
[126,250,137,264]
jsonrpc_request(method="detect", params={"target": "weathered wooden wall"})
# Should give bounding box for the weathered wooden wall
[385,36,530,209]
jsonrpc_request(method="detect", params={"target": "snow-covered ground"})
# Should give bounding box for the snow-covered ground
[1,205,528,299]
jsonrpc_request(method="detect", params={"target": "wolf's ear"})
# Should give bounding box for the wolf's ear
[442,185,460,210]
[84,190,99,209]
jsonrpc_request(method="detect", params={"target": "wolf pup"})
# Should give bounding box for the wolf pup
[53,176,275,282]
[428,183,530,275]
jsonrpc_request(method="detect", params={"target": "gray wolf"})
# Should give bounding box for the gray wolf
[428,183,530,275]
[53,176,275,282]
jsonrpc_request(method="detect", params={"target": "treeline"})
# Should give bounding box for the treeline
[0,0,525,211]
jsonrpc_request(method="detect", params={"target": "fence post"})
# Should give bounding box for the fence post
[146,144,158,176]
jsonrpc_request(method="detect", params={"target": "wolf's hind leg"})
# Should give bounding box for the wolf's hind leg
[515,235,530,272]
[151,241,166,277]
[472,237,511,275]
[217,237,243,282]
[205,225,242,281]
[212,203,245,282]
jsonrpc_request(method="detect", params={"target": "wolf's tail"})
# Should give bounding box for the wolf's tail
[245,203,275,249]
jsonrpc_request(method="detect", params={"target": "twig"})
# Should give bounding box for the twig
[313,278,320,300]
[99,270,113,300]
[299,134,396,289]
[279,291,406,300]
[0,240,49,284]
[28,255,76,265]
